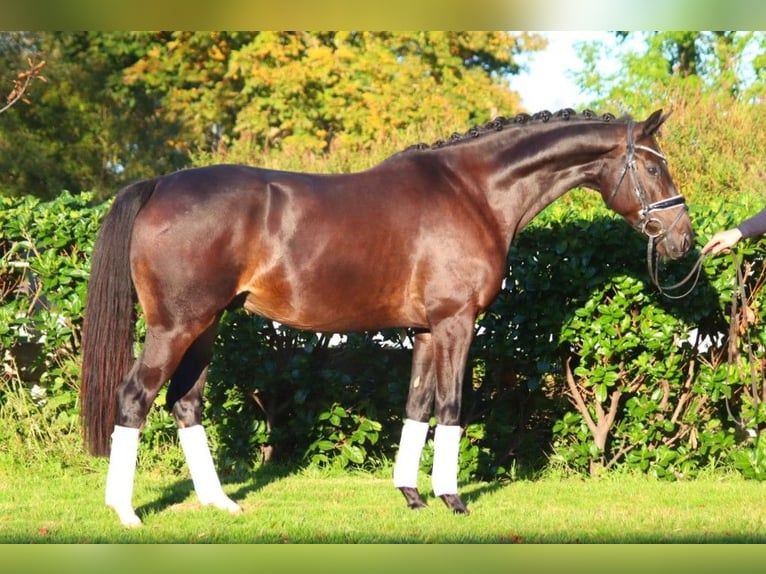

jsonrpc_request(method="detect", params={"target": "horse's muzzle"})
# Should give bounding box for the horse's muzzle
[655,229,694,260]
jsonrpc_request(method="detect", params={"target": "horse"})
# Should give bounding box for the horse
[80,108,694,526]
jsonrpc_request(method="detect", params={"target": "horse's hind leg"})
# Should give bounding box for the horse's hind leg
[394,331,435,509]
[104,424,142,526]
[167,319,240,514]
[105,325,193,526]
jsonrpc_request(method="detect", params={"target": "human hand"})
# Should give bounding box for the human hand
[702,228,743,255]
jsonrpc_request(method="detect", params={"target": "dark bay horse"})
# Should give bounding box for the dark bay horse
[80,108,693,526]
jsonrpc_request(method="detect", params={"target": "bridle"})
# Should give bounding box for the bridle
[607,120,703,298]
[605,120,687,239]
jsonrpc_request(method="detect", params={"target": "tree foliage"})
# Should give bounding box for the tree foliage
[574,31,766,113]
[122,31,540,156]
[0,32,190,200]
[0,31,543,199]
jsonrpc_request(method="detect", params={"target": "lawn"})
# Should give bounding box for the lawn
[2,456,766,544]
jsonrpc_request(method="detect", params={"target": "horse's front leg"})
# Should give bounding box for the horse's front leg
[393,309,473,515]
[430,310,474,514]
[394,331,435,509]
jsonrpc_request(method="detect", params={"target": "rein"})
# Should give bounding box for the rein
[646,241,706,299]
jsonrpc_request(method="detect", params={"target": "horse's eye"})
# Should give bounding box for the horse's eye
[647,165,659,176]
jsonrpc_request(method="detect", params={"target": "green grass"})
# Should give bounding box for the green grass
[2,454,766,543]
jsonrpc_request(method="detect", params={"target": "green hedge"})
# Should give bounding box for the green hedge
[2,190,765,481]
[483,199,752,479]
[1,192,104,463]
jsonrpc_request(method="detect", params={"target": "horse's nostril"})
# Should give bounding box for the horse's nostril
[684,233,693,253]
[676,233,691,255]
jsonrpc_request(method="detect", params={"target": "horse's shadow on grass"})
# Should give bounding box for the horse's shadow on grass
[134,462,294,520]
[135,461,503,520]
[460,480,505,506]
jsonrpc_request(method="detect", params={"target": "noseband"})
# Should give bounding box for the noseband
[605,120,687,240]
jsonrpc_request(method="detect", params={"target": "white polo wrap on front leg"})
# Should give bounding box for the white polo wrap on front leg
[178,424,240,513]
[105,425,141,527]
[393,419,430,488]
[431,424,462,496]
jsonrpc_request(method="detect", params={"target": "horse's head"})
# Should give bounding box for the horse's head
[599,109,693,260]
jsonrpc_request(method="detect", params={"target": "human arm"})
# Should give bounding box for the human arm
[736,206,766,240]
[702,206,766,255]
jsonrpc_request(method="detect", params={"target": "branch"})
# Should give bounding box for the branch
[0,56,46,116]
[564,356,598,438]
[603,385,623,432]
[670,357,696,424]
[605,441,639,470]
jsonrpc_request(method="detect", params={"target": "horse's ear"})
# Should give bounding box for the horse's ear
[641,109,672,137]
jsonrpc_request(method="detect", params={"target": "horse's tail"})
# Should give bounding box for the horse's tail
[80,178,158,456]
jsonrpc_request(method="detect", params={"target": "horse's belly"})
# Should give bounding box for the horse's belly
[242,271,427,333]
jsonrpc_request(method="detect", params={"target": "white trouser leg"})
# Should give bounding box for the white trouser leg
[393,419,430,488]
[431,424,462,496]
[105,425,142,527]
[178,425,241,513]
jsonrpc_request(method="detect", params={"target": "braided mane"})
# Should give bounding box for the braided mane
[407,108,622,152]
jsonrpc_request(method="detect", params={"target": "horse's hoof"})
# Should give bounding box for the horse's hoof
[439,494,470,515]
[398,486,428,510]
[110,505,142,527]
[204,495,242,514]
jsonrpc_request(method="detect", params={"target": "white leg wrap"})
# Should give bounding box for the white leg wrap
[105,425,142,527]
[431,424,462,496]
[178,425,241,513]
[393,419,430,488]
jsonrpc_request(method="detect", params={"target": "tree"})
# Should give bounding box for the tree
[574,31,766,113]
[0,32,189,199]
[0,31,545,200]
[123,31,544,158]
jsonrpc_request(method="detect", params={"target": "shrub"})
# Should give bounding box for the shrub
[1,192,103,463]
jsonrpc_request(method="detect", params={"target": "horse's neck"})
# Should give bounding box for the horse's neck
[472,122,620,246]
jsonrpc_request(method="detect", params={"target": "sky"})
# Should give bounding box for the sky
[510,31,619,113]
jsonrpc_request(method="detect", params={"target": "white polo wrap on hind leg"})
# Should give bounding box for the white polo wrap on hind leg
[431,424,462,496]
[178,424,240,513]
[105,425,141,527]
[393,419,430,488]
